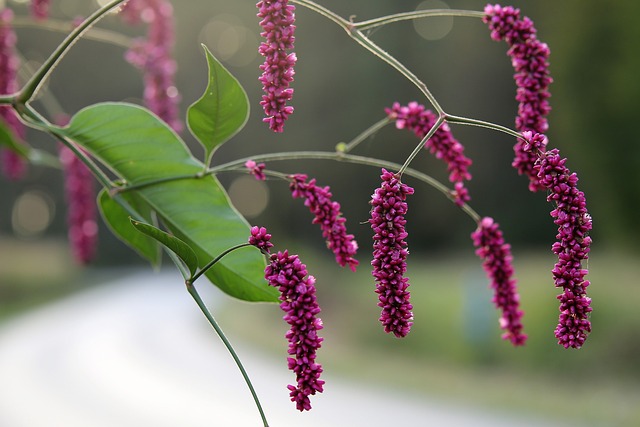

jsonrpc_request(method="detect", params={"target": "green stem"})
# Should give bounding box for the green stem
[290,0,443,114]
[12,16,133,49]
[19,104,115,189]
[397,115,445,177]
[185,281,270,427]
[355,9,485,31]
[445,114,523,140]
[0,94,13,104]
[16,0,128,105]
[190,243,252,284]
[339,117,391,153]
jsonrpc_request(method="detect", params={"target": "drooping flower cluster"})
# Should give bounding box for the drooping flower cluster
[386,102,472,206]
[471,216,526,346]
[257,0,297,132]
[369,169,414,338]
[0,9,26,181]
[522,132,593,349]
[245,159,266,181]
[290,174,359,271]
[249,226,324,411]
[59,144,98,264]
[483,4,552,192]
[122,0,182,132]
[30,0,51,20]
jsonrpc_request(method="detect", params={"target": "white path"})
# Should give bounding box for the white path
[0,270,576,427]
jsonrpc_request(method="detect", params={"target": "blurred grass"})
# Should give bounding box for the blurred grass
[217,246,640,427]
[2,238,637,426]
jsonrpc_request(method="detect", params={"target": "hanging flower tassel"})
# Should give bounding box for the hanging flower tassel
[257,0,297,132]
[523,132,593,348]
[289,174,359,271]
[483,4,552,192]
[0,9,27,180]
[59,144,98,264]
[369,169,414,338]
[31,0,51,21]
[472,216,526,346]
[249,226,324,411]
[122,0,182,132]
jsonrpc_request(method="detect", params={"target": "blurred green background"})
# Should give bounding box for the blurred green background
[1,0,639,426]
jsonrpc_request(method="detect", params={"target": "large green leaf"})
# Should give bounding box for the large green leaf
[187,44,249,165]
[98,189,161,267]
[59,102,276,302]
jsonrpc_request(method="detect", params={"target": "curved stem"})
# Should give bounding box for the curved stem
[339,116,391,153]
[355,9,485,32]
[18,104,115,189]
[16,0,127,105]
[190,243,252,284]
[12,16,133,49]
[290,0,443,114]
[185,281,270,427]
[397,115,445,177]
[445,114,523,140]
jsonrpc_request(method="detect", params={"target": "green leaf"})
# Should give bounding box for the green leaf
[0,120,60,169]
[187,44,249,165]
[58,102,276,302]
[98,189,161,267]
[130,218,199,278]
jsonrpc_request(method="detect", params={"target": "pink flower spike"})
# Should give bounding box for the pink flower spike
[59,144,98,264]
[369,169,414,338]
[245,160,266,181]
[471,216,527,346]
[122,0,182,132]
[31,0,51,21]
[289,174,359,271]
[257,0,297,132]
[483,4,553,192]
[0,9,27,180]
[265,249,324,411]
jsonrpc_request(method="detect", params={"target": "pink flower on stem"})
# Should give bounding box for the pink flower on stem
[289,174,359,271]
[522,132,593,349]
[386,102,472,206]
[0,9,27,180]
[31,0,51,20]
[249,226,324,411]
[257,0,297,132]
[59,144,98,264]
[369,169,414,338]
[122,0,182,132]
[245,159,266,181]
[483,4,553,192]
[471,216,526,346]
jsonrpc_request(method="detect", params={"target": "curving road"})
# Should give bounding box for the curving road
[0,270,576,427]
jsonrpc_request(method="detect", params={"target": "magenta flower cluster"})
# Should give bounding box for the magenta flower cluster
[471,216,526,346]
[249,226,324,411]
[369,169,415,338]
[257,0,297,133]
[30,0,50,20]
[0,9,26,181]
[122,0,182,132]
[245,159,266,181]
[59,145,98,264]
[386,102,472,206]
[290,174,359,271]
[523,132,593,349]
[483,4,552,192]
